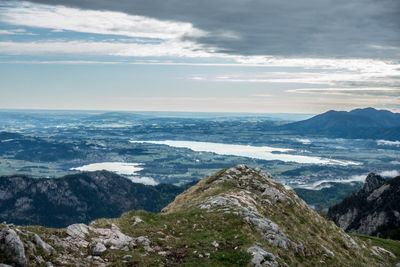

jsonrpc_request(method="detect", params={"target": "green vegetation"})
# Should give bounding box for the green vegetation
[353,234,400,258]
[92,209,252,266]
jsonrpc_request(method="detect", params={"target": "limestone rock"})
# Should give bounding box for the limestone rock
[66,223,90,239]
[92,224,133,250]
[247,245,278,267]
[91,242,107,256]
[0,227,27,267]
[33,234,54,255]
[135,236,153,252]
[132,216,144,226]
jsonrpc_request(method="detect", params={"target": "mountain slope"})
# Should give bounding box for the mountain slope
[1,165,398,266]
[0,171,183,227]
[328,173,400,240]
[281,108,400,140]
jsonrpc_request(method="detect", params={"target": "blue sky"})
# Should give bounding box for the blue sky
[0,0,399,113]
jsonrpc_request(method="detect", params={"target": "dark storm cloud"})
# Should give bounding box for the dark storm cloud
[21,0,400,58]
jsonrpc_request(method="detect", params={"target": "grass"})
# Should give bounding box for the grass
[353,234,400,258]
[91,209,252,266]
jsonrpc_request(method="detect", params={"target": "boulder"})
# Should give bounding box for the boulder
[91,242,107,256]
[66,224,90,239]
[33,234,54,255]
[92,224,133,250]
[0,227,27,267]
[247,245,278,267]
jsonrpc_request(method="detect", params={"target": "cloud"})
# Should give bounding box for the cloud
[0,40,213,58]
[0,1,206,40]
[299,170,400,190]
[287,88,400,97]
[1,2,400,68]
[21,0,400,59]
[183,59,400,99]
[0,28,35,35]
[380,170,400,178]
[0,1,399,113]
[128,176,159,186]
[377,140,400,147]
[297,174,367,190]
[0,1,216,59]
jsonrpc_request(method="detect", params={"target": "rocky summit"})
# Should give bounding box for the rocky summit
[1,165,399,266]
[328,172,400,240]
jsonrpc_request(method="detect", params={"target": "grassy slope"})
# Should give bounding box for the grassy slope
[354,234,400,258]
[92,210,252,266]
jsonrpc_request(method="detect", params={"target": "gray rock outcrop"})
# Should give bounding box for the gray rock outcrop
[328,173,400,239]
[247,245,278,267]
[0,227,27,267]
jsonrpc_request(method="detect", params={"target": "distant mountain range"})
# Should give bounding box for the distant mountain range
[0,171,184,227]
[328,173,400,240]
[282,108,400,140]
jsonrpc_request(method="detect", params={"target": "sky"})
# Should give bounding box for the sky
[0,0,399,113]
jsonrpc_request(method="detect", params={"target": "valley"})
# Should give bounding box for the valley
[0,109,399,211]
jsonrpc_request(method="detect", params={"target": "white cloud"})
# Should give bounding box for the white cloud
[128,176,159,186]
[379,170,400,178]
[0,1,206,40]
[0,1,214,59]
[377,140,400,147]
[194,66,400,86]
[295,138,312,145]
[234,57,400,75]
[299,170,400,190]
[0,28,35,35]
[0,40,212,58]
[181,60,400,101]
[287,88,400,96]
[297,174,367,190]
[70,162,159,185]
[1,2,399,73]
[1,1,400,82]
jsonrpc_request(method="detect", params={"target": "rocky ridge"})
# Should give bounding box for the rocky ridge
[1,165,399,266]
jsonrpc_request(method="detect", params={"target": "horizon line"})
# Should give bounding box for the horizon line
[0,107,318,116]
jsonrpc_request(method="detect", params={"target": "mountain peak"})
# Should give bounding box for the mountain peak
[202,164,273,188]
[361,172,386,194]
[351,107,378,112]
[329,174,400,239]
[282,107,400,140]
[162,164,278,213]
